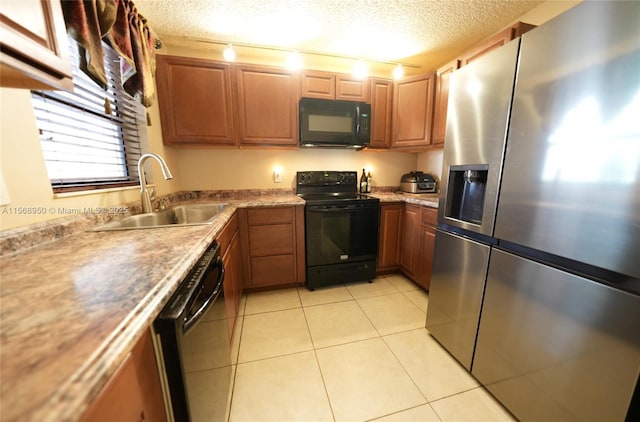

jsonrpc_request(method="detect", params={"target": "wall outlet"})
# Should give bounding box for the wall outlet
[273,168,283,183]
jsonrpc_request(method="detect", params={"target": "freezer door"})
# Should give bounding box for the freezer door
[495,2,640,279]
[425,230,490,370]
[473,249,640,421]
[438,39,520,236]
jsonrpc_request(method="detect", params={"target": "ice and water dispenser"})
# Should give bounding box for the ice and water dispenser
[444,165,489,225]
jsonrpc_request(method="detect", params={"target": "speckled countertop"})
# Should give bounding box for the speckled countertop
[370,191,440,208]
[0,191,437,422]
[0,195,303,422]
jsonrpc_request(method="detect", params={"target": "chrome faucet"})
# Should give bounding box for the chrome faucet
[137,153,173,213]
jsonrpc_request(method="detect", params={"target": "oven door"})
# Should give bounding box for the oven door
[305,202,379,266]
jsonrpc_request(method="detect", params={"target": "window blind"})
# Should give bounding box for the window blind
[31,38,147,192]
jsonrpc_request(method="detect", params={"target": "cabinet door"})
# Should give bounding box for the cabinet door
[377,203,403,270]
[400,204,422,278]
[222,230,242,341]
[81,330,167,422]
[431,59,460,146]
[336,75,370,102]
[460,22,536,66]
[156,56,235,146]
[417,207,438,290]
[234,65,299,146]
[301,70,335,99]
[0,0,72,90]
[369,78,393,149]
[391,73,436,148]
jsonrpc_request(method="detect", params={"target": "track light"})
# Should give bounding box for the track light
[352,61,368,80]
[393,64,404,80]
[286,51,303,71]
[223,43,236,62]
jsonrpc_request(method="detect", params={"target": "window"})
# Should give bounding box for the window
[31,38,147,192]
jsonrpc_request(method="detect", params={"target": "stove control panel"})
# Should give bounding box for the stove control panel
[296,171,357,187]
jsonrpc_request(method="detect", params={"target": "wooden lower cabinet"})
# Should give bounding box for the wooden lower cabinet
[377,203,403,271]
[81,330,166,422]
[400,204,437,291]
[417,207,437,290]
[218,213,243,342]
[400,204,422,279]
[239,206,305,289]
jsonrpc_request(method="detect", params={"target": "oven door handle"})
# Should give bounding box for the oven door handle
[183,257,225,333]
[307,205,371,212]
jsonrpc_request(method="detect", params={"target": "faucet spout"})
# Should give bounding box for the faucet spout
[138,153,173,213]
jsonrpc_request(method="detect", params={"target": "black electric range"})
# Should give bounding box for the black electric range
[296,171,380,290]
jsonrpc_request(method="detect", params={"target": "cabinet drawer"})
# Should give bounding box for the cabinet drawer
[247,207,294,225]
[421,207,438,227]
[250,255,297,286]
[249,224,294,256]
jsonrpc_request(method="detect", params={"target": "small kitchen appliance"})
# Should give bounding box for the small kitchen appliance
[400,171,437,193]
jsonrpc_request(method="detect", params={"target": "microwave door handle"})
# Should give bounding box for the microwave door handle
[355,105,361,135]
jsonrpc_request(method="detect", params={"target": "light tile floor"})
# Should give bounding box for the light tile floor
[228,274,515,422]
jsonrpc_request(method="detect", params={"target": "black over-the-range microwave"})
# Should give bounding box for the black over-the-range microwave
[299,98,371,148]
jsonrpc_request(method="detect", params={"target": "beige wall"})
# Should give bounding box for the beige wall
[170,147,416,191]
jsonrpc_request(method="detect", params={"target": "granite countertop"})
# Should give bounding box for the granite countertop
[370,191,440,208]
[0,196,303,422]
[0,191,436,421]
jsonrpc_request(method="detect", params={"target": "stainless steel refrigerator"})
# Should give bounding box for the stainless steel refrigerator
[426,2,640,421]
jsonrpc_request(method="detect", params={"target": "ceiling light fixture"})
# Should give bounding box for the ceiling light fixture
[286,51,303,71]
[352,61,368,80]
[223,43,236,62]
[393,64,404,80]
[179,37,420,74]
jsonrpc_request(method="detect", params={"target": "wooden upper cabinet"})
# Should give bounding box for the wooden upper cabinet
[156,55,235,146]
[234,64,300,146]
[391,73,436,149]
[336,75,370,102]
[460,22,536,66]
[369,78,393,149]
[300,70,335,99]
[301,70,369,102]
[431,59,460,146]
[0,0,72,90]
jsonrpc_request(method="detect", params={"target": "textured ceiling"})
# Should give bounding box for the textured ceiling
[135,0,545,71]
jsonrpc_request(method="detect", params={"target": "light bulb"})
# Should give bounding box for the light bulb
[393,64,404,80]
[286,51,303,71]
[352,61,368,80]
[223,44,236,62]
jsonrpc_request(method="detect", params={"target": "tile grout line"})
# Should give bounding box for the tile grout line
[297,285,338,422]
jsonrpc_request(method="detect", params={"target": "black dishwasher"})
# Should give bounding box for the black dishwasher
[153,241,232,422]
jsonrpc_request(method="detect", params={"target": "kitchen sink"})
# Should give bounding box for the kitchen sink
[92,203,227,231]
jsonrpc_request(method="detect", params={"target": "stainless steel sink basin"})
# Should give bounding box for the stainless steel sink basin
[92,203,227,231]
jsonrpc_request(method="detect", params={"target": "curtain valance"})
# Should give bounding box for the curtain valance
[61,0,158,107]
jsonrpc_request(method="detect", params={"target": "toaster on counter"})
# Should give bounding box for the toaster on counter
[400,171,437,193]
